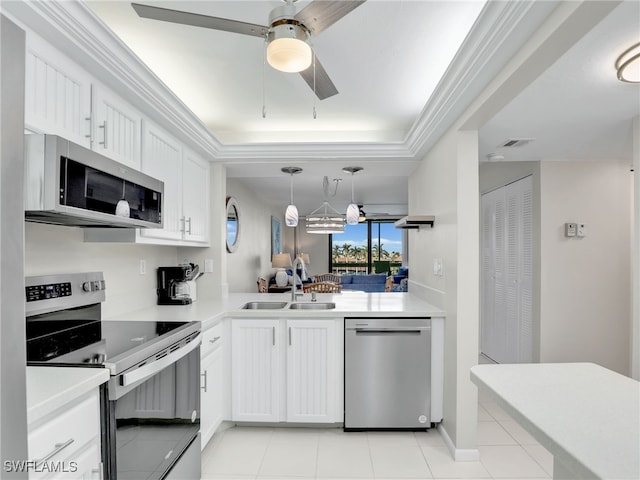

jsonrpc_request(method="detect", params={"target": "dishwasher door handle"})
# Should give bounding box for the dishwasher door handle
[353,328,428,334]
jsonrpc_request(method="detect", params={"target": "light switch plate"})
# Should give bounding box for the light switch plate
[577,223,586,237]
[204,259,214,273]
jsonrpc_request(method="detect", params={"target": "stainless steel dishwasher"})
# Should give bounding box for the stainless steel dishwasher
[344,317,431,430]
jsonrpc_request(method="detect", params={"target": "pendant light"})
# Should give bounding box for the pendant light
[305,177,345,234]
[342,166,363,225]
[282,167,302,227]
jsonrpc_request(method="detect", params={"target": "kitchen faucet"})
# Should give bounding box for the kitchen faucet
[291,256,307,302]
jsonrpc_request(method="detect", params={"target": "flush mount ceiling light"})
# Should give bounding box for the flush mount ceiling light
[342,166,363,225]
[616,42,640,83]
[282,166,302,227]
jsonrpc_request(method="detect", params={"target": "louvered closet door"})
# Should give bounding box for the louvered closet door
[481,176,533,364]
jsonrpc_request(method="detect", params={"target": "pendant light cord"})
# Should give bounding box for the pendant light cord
[262,37,267,118]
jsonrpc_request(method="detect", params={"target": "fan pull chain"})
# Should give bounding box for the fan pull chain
[262,37,267,118]
[313,49,317,119]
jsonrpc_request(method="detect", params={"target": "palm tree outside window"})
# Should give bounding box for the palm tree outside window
[330,220,403,275]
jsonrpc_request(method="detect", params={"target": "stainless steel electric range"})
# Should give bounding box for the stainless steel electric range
[25,272,202,480]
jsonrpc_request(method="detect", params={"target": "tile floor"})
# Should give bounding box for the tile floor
[201,394,554,480]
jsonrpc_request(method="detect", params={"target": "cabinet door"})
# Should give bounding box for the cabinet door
[231,320,280,422]
[25,31,92,147]
[92,83,142,168]
[182,149,210,244]
[286,319,337,423]
[201,346,223,448]
[140,119,183,241]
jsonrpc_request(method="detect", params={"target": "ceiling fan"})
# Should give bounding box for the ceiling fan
[131,0,367,100]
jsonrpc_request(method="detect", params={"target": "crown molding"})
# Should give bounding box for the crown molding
[3,0,222,159]
[2,0,555,163]
[404,0,558,159]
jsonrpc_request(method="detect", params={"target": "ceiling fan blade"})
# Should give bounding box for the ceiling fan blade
[131,3,268,38]
[295,0,367,36]
[300,54,338,100]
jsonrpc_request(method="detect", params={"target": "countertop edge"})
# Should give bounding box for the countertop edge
[27,366,110,425]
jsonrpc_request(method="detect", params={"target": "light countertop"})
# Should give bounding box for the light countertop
[27,366,110,424]
[105,292,445,329]
[471,362,640,480]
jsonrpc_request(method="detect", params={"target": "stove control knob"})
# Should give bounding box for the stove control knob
[82,282,93,292]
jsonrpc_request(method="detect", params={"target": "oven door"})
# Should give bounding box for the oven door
[104,335,201,480]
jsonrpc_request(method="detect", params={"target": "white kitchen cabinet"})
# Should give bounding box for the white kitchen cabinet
[28,388,102,479]
[286,319,338,423]
[231,319,281,422]
[139,120,210,245]
[181,148,210,243]
[139,119,183,242]
[25,30,92,148]
[201,322,225,449]
[91,83,142,169]
[231,317,342,424]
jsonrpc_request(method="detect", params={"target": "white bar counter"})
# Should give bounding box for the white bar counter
[470,363,639,480]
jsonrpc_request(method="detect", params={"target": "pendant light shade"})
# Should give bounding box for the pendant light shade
[343,166,363,225]
[346,203,359,225]
[285,204,299,227]
[281,166,302,227]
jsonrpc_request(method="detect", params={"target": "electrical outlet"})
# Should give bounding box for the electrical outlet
[565,223,577,237]
[433,258,444,277]
[139,259,146,275]
[577,223,586,237]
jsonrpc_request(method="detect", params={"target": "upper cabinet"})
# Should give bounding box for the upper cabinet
[91,83,142,169]
[25,31,92,147]
[139,120,210,245]
[25,31,142,169]
[22,30,211,247]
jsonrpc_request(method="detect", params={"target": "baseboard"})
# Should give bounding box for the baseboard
[438,424,480,462]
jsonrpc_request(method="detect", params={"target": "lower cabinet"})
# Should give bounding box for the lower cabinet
[231,318,342,424]
[200,322,225,449]
[28,388,102,479]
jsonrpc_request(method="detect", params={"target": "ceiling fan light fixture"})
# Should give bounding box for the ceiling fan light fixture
[267,22,312,73]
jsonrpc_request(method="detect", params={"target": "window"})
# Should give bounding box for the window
[330,220,404,275]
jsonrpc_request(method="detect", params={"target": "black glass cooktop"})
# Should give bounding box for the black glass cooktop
[26,318,187,365]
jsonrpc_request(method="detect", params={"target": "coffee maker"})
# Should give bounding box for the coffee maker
[157,266,193,305]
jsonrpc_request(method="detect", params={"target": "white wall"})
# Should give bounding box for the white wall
[408,128,480,458]
[539,160,631,374]
[25,223,179,318]
[294,224,330,277]
[224,178,289,292]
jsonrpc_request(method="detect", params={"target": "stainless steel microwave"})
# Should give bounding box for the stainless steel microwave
[24,134,163,228]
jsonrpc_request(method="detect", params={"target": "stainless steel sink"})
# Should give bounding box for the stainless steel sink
[241,301,288,310]
[288,302,336,310]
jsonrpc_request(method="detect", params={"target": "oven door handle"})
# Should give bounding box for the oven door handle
[120,333,202,387]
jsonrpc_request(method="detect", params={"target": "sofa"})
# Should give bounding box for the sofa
[340,273,388,292]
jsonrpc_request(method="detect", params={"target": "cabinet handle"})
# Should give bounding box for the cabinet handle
[201,370,208,392]
[34,438,74,467]
[98,120,107,148]
[85,115,93,143]
[209,336,221,344]
[289,327,292,346]
[180,216,186,234]
[272,326,275,346]
[186,217,192,235]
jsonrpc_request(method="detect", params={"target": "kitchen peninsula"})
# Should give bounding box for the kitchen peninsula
[106,291,446,448]
[471,363,640,480]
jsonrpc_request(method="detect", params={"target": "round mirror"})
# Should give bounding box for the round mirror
[226,196,240,253]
